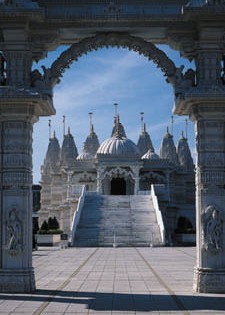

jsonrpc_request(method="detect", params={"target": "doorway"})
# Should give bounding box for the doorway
[111,178,126,195]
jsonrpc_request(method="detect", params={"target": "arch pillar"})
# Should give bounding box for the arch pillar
[190,104,225,293]
[0,99,54,293]
[176,98,225,293]
[174,43,225,292]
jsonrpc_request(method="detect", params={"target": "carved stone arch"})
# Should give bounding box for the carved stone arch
[102,166,134,181]
[49,33,177,86]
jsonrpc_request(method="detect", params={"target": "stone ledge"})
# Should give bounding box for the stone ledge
[0,268,35,293]
[194,267,225,293]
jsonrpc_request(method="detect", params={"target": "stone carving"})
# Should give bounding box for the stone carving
[38,33,179,89]
[31,33,197,97]
[201,171,225,185]
[102,167,134,180]
[0,52,6,86]
[203,205,223,251]
[167,66,196,98]
[0,0,39,8]
[6,207,23,256]
[104,1,121,14]
[31,66,59,97]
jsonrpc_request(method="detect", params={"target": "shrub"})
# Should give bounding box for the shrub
[38,217,62,234]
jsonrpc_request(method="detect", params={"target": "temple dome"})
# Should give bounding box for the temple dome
[97,135,140,157]
[177,132,194,171]
[61,128,78,166]
[160,127,178,164]
[142,149,159,160]
[77,125,100,160]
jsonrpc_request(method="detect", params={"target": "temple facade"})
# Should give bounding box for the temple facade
[39,114,195,241]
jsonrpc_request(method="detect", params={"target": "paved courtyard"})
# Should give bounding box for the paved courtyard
[0,246,225,314]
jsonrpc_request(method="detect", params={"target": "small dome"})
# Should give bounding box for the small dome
[77,125,100,160]
[137,123,154,156]
[142,149,159,160]
[97,135,140,157]
[61,128,78,166]
[160,127,178,164]
[177,132,194,171]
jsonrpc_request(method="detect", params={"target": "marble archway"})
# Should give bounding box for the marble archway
[0,0,225,294]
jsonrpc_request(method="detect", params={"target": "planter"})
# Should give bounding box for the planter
[36,234,61,246]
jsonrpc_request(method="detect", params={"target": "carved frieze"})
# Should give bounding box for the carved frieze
[35,33,179,91]
[2,172,31,185]
[200,171,225,185]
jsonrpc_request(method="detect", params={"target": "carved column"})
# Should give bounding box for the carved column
[191,104,225,293]
[4,50,32,87]
[173,41,225,292]
[0,105,37,292]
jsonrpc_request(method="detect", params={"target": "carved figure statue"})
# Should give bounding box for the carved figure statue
[167,66,196,98]
[31,66,59,97]
[203,204,223,250]
[7,207,23,255]
[0,53,6,85]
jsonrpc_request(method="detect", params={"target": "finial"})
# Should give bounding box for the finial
[171,115,174,136]
[89,112,93,133]
[114,103,118,117]
[63,115,66,136]
[143,123,146,133]
[181,130,184,139]
[53,130,56,138]
[185,118,188,141]
[68,126,71,135]
[166,126,169,134]
[48,119,51,140]
[115,115,120,138]
[140,112,144,133]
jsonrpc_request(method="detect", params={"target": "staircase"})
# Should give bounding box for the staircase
[73,194,163,247]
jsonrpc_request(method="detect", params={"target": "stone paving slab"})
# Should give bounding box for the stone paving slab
[0,247,225,314]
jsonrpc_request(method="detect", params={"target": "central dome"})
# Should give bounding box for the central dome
[97,135,140,157]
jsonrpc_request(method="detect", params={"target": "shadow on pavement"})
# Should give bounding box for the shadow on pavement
[0,290,225,312]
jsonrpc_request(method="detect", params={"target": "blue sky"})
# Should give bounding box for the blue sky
[33,45,195,184]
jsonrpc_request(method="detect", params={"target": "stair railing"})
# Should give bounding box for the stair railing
[70,185,86,246]
[151,184,166,245]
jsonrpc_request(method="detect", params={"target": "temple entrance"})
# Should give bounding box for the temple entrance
[111,178,126,195]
